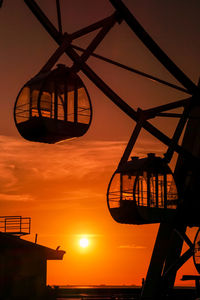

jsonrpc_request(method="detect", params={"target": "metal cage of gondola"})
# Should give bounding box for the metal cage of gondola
[107,153,179,224]
[14,64,92,144]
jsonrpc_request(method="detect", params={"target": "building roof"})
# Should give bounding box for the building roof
[0,232,65,260]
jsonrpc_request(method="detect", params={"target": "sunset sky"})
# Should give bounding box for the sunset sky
[0,0,200,286]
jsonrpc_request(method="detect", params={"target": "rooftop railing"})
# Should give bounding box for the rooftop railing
[0,216,31,236]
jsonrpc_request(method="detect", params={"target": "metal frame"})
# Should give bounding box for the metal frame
[19,1,200,298]
[24,0,200,167]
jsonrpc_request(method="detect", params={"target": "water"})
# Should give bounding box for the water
[54,286,140,299]
[54,285,196,300]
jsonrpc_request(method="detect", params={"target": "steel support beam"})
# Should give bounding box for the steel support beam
[56,0,62,34]
[70,12,121,40]
[118,117,143,166]
[144,97,192,117]
[71,44,189,94]
[71,13,118,72]
[109,0,198,95]
[164,103,191,162]
[141,223,174,300]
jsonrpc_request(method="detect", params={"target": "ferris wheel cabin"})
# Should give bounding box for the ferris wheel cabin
[14,65,92,143]
[107,154,179,225]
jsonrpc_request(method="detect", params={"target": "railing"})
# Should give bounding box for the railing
[16,102,91,123]
[0,216,31,236]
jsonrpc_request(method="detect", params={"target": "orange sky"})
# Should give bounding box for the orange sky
[0,0,200,287]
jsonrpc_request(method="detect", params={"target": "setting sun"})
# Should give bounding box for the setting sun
[79,238,89,248]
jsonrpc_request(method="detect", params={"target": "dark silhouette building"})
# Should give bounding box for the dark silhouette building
[0,217,65,300]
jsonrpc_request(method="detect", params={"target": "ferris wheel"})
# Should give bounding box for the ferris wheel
[9,0,200,298]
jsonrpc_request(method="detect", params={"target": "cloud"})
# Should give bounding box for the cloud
[0,136,126,211]
[0,134,164,213]
[0,193,33,202]
[0,135,163,182]
[0,136,124,181]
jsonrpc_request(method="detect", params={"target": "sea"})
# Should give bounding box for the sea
[54,285,141,299]
[52,285,196,300]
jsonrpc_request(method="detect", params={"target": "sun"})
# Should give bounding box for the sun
[79,237,89,248]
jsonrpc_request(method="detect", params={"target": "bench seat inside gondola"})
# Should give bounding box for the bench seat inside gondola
[17,117,89,143]
[110,202,177,224]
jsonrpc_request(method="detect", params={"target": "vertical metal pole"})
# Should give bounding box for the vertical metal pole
[147,172,151,207]
[164,174,167,209]
[54,83,58,120]
[50,91,53,118]
[120,173,123,202]
[56,0,62,34]
[64,83,68,121]
[74,82,78,123]
[140,179,142,206]
[20,216,22,233]
[155,173,158,208]
[29,218,31,234]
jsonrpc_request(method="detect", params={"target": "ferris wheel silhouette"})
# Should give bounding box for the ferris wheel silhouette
[11,1,200,299]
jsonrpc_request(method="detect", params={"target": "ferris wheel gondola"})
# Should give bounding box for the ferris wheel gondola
[107,154,178,224]
[14,65,92,143]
